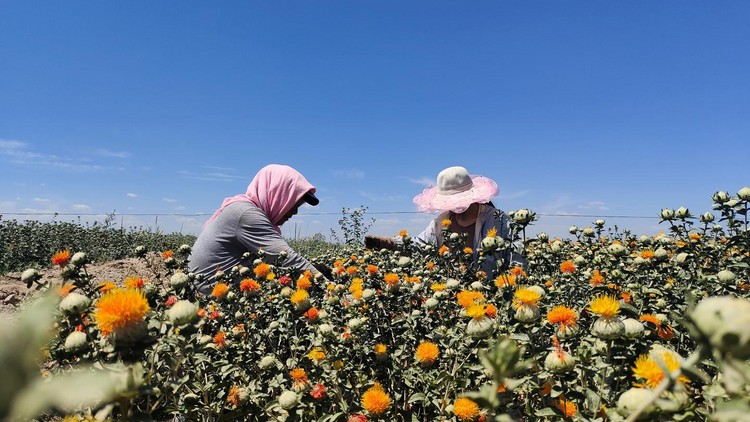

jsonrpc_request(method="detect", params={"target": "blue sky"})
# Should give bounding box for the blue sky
[1,2,749,240]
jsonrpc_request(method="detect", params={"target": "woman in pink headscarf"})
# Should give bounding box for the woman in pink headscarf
[189,164,324,294]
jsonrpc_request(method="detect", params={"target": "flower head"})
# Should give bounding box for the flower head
[560,261,576,273]
[56,285,76,297]
[438,245,449,255]
[307,347,326,362]
[254,263,271,277]
[161,250,174,260]
[454,397,480,421]
[297,277,312,290]
[632,350,689,388]
[442,219,452,228]
[94,288,150,336]
[52,250,71,267]
[554,399,577,417]
[240,278,261,293]
[124,276,146,290]
[304,307,319,321]
[361,382,390,415]
[588,294,620,317]
[310,383,326,399]
[547,305,578,332]
[512,287,541,309]
[639,314,674,340]
[367,265,378,275]
[213,332,227,348]
[399,230,408,237]
[494,275,516,288]
[227,385,244,407]
[486,227,497,238]
[589,270,605,287]
[98,282,116,293]
[212,283,229,299]
[374,344,387,355]
[289,368,308,387]
[290,289,309,305]
[415,341,439,364]
[384,273,400,286]
[457,290,485,308]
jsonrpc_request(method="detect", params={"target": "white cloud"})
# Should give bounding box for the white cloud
[20,208,54,214]
[72,204,92,211]
[178,170,237,182]
[498,190,530,200]
[0,139,27,149]
[176,206,186,210]
[553,211,581,216]
[126,193,138,198]
[203,165,236,172]
[162,198,177,203]
[578,201,609,211]
[407,176,435,186]
[331,169,365,180]
[97,148,131,158]
[33,197,51,203]
[359,191,408,202]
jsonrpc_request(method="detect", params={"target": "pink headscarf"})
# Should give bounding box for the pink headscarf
[203,164,316,233]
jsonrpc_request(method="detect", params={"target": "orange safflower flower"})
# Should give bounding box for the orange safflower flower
[124,276,146,290]
[94,288,150,336]
[297,277,312,290]
[384,273,400,286]
[639,314,674,340]
[253,263,271,277]
[55,284,76,297]
[494,274,516,288]
[212,283,229,299]
[415,341,439,364]
[547,305,578,332]
[438,245,449,255]
[304,307,319,321]
[589,270,605,287]
[510,266,527,277]
[361,382,391,415]
[457,290,484,308]
[367,265,378,275]
[554,399,577,417]
[240,278,261,293]
[161,250,173,260]
[213,332,227,348]
[560,261,576,273]
[290,368,308,387]
[52,250,71,267]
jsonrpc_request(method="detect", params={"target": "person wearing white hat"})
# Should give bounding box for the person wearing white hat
[365,166,523,274]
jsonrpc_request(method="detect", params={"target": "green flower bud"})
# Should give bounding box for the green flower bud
[675,207,691,219]
[623,318,644,339]
[279,391,298,410]
[738,187,750,201]
[259,355,277,370]
[717,270,736,283]
[660,208,675,221]
[134,245,147,257]
[167,301,198,325]
[64,331,88,352]
[594,219,606,228]
[700,212,715,223]
[21,268,41,284]
[466,316,494,338]
[712,191,730,204]
[592,316,625,339]
[544,350,575,373]
[691,296,750,359]
[617,388,657,419]
[170,272,190,289]
[568,226,578,234]
[59,293,91,316]
[70,252,88,267]
[514,304,540,323]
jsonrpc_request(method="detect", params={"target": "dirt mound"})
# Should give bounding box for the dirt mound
[0,253,167,322]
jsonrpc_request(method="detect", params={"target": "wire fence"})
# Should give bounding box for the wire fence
[0,211,662,219]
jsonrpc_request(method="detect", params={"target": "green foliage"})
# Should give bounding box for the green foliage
[0,215,195,273]
[330,206,374,246]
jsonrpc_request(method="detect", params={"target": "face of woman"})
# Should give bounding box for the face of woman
[277,198,306,226]
[454,203,479,227]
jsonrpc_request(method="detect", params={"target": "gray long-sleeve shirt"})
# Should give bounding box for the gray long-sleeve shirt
[188,201,317,294]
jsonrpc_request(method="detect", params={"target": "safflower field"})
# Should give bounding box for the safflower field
[2,189,750,421]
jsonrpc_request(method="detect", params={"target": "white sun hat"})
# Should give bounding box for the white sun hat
[412,166,499,214]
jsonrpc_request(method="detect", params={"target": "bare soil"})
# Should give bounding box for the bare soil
[0,253,167,322]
